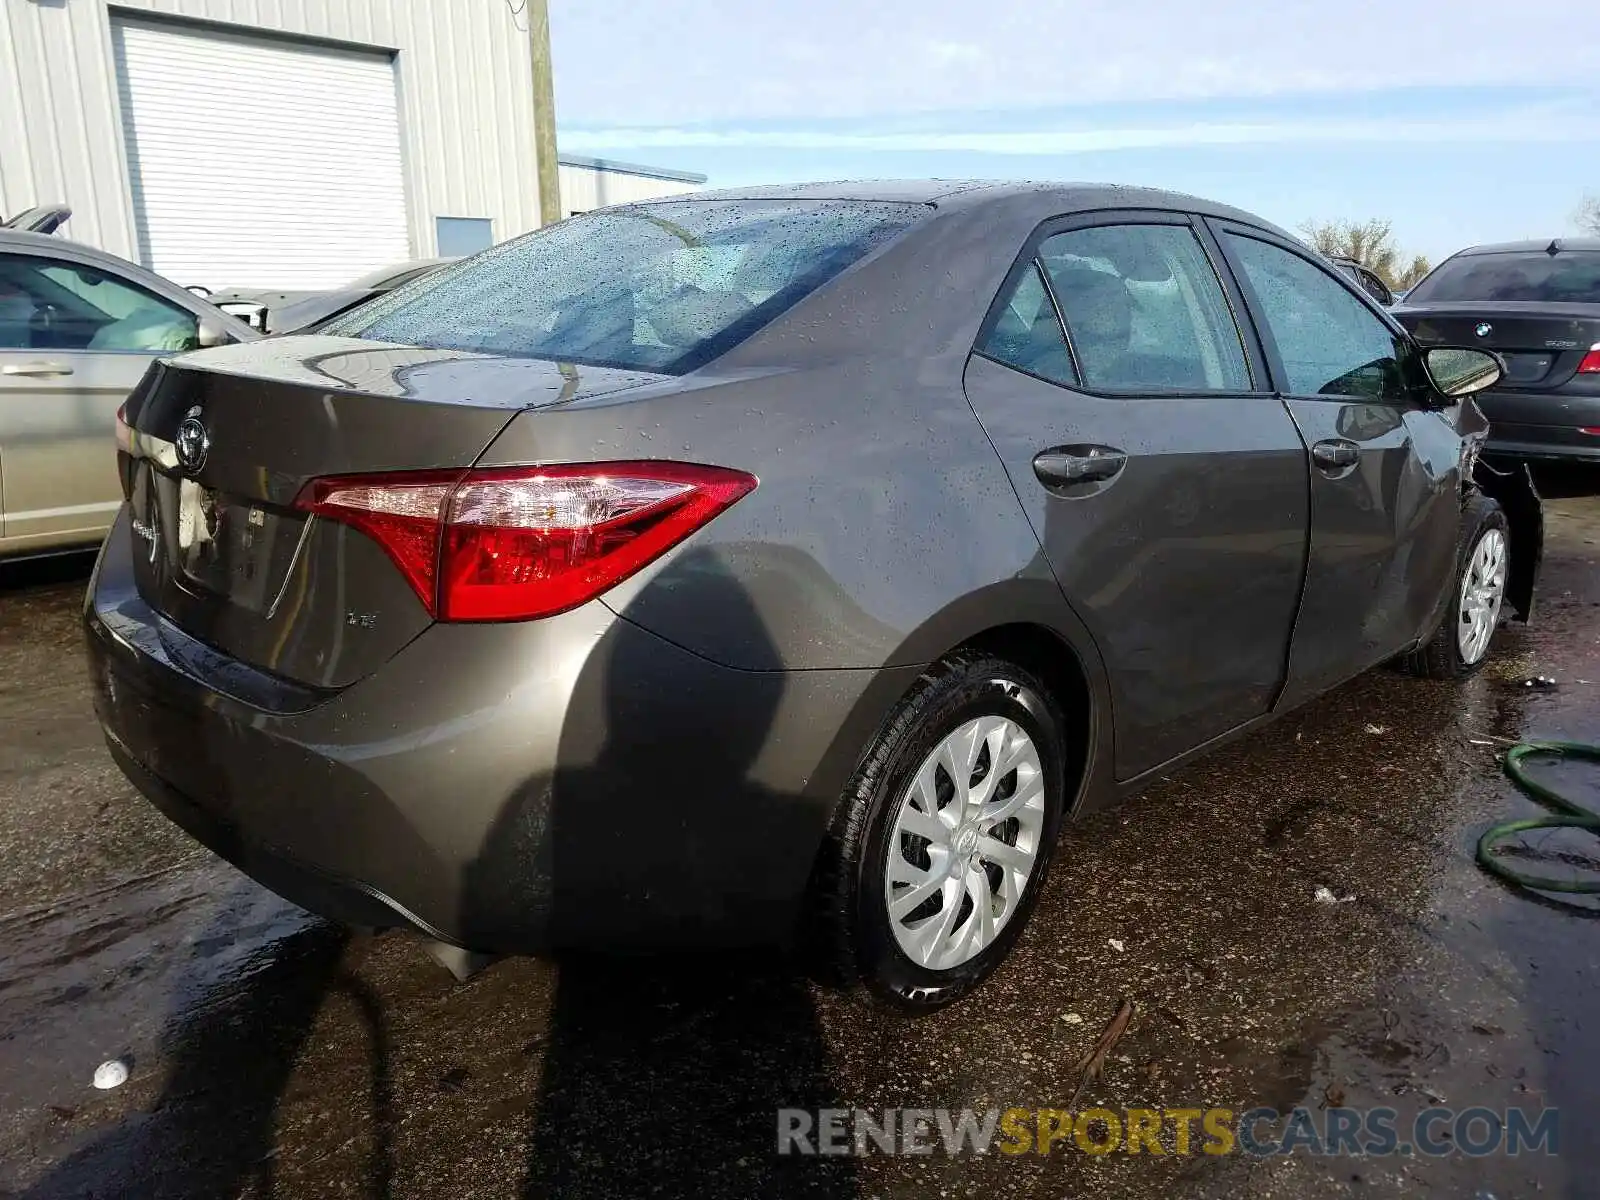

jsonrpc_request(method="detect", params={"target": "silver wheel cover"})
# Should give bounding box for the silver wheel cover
[883,715,1046,971]
[1458,526,1507,665]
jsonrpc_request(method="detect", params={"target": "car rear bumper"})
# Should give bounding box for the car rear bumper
[85,506,899,953]
[1483,430,1600,462]
[1476,388,1600,462]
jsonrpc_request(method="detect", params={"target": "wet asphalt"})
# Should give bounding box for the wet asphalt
[1,473,1597,1200]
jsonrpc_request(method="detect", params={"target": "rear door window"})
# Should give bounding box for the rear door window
[1224,234,1411,401]
[976,262,1076,384]
[1036,224,1252,392]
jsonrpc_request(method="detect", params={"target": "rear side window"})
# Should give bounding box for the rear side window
[1225,234,1410,402]
[977,263,1076,384]
[329,199,925,373]
[1038,224,1252,393]
[1405,250,1600,305]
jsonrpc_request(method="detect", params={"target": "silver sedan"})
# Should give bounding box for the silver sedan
[0,227,254,559]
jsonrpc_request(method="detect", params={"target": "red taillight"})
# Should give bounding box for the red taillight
[1579,343,1600,374]
[297,472,461,608]
[296,462,757,622]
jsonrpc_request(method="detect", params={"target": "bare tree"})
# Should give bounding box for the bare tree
[1577,195,1600,236]
[1300,219,1431,289]
[1394,254,1433,290]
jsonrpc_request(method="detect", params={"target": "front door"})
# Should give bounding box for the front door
[0,252,199,549]
[963,214,1310,780]
[1211,226,1463,707]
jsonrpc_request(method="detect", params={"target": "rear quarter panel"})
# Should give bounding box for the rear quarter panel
[480,358,1048,672]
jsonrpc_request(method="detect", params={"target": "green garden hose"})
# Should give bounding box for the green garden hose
[1477,741,1600,894]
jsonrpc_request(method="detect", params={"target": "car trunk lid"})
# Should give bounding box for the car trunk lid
[2,203,72,235]
[120,336,667,689]
[1394,302,1600,390]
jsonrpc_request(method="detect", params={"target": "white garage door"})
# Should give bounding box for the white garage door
[112,19,411,292]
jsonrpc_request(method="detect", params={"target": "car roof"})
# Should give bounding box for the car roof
[0,227,147,267]
[1450,237,1600,257]
[636,178,1292,235]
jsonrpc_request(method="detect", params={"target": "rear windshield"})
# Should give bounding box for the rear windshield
[327,199,925,373]
[1406,250,1600,305]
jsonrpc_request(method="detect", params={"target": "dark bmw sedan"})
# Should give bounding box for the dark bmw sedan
[1394,238,1600,463]
[86,182,1540,1010]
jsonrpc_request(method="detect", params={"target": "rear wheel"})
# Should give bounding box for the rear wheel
[1400,495,1510,679]
[811,652,1067,1011]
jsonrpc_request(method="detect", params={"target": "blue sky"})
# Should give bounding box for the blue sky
[548,0,1599,263]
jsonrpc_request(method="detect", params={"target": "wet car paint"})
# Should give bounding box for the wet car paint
[3,477,1598,1198]
[92,185,1525,961]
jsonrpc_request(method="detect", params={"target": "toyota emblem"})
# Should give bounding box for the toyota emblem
[1474,322,1493,339]
[175,407,209,474]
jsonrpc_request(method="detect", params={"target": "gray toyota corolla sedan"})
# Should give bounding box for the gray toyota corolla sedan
[85,182,1542,1010]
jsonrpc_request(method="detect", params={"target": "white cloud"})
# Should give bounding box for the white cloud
[563,102,1597,156]
[551,0,1600,124]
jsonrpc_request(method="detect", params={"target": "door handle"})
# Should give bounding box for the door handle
[1311,439,1359,471]
[1,361,74,377]
[1033,445,1128,487]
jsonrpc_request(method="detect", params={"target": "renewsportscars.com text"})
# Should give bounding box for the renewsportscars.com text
[777,1105,1559,1158]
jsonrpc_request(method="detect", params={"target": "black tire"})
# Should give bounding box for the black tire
[809,651,1067,1012]
[1399,494,1510,680]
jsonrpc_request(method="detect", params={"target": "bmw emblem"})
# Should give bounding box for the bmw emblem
[1475,322,1494,338]
[175,406,209,474]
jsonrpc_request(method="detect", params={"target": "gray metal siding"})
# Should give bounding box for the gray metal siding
[0,0,545,265]
[557,162,703,218]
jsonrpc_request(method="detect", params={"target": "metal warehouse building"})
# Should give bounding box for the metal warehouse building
[0,0,705,292]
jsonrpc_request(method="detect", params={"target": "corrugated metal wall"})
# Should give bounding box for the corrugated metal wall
[0,0,545,264]
[557,162,702,218]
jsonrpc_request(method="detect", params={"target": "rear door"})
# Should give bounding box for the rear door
[963,212,1309,780]
[1210,223,1463,706]
[0,250,201,549]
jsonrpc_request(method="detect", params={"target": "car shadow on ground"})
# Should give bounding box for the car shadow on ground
[458,546,861,1197]
[11,540,860,1198]
[0,549,98,592]
[518,954,857,1198]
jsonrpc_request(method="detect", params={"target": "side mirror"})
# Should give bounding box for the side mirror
[196,317,230,348]
[1423,346,1503,401]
